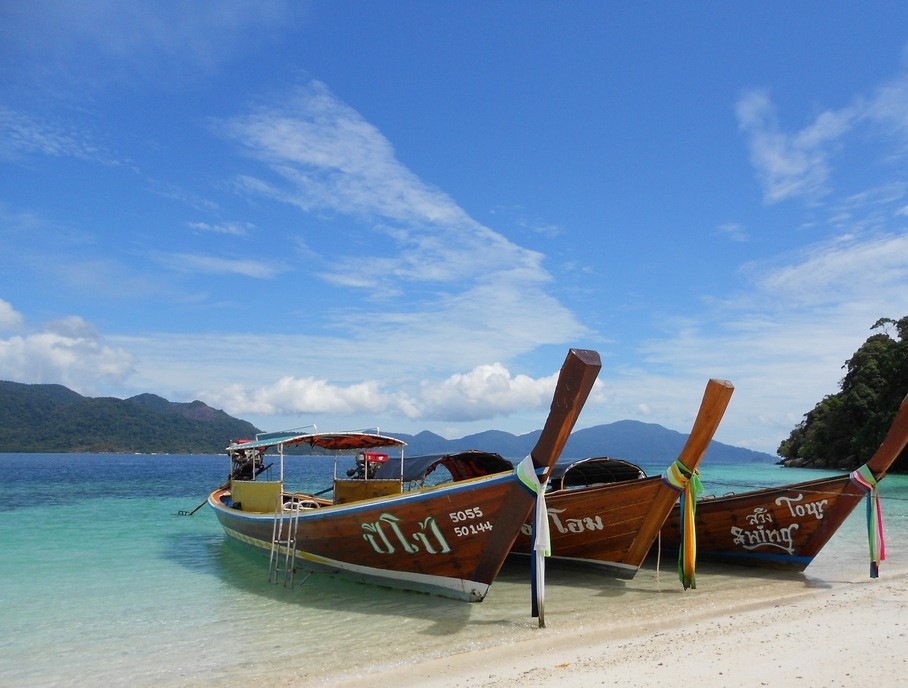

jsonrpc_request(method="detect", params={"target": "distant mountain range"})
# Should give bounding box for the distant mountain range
[393,421,776,464]
[0,380,778,464]
[0,381,258,453]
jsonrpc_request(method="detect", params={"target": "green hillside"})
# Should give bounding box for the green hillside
[0,382,260,453]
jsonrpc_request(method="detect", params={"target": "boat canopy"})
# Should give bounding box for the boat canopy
[547,456,646,491]
[372,450,513,482]
[227,430,407,453]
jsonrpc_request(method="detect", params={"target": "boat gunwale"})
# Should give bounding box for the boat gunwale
[696,472,855,503]
[209,468,520,520]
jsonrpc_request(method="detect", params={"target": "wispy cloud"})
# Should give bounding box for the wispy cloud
[735,89,854,204]
[752,233,908,307]
[717,222,749,242]
[490,205,566,238]
[1,1,301,82]
[0,107,121,165]
[146,181,220,213]
[0,206,175,302]
[631,231,908,450]
[737,69,908,207]
[152,252,287,279]
[864,71,908,142]
[223,82,469,226]
[188,221,253,236]
[220,82,552,288]
[215,80,587,345]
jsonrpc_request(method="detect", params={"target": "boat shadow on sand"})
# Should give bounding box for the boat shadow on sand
[518,554,830,602]
[642,549,837,592]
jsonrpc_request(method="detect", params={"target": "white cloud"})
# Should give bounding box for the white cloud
[418,363,558,422]
[0,298,24,330]
[208,376,391,416]
[201,361,606,426]
[0,312,134,392]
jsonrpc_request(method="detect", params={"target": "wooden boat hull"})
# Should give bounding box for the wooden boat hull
[210,471,532,601]
[660,391,908,573]
[659,474,866,571]
[510,474,675,578]
[511,378,736,582]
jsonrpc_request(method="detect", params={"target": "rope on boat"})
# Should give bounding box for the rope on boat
[850,463,887,578]
[662,459,703,590]
[516,455,550,628]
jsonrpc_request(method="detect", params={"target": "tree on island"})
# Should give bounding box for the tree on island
[778,316,908,471]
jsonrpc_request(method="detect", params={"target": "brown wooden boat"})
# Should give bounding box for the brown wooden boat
[375,379,734,591]
[659,391,908,576]
[207,348,601,605]
[510,378,734,588]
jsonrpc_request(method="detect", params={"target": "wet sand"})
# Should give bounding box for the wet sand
[325,561,908,688]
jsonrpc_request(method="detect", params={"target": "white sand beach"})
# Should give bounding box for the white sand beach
[327,566,908,688]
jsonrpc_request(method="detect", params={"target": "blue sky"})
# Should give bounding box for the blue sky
[2,2,907,454]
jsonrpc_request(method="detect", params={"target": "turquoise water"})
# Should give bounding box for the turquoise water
[2,454,907,688]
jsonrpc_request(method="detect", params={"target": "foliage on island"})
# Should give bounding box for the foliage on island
[778,316,908,472]
[0,382,260,454]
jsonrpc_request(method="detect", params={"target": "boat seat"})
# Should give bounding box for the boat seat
[230,480,282,512]
[333,478,402,504]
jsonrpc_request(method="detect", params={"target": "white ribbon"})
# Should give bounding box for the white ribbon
[516,455,550,626]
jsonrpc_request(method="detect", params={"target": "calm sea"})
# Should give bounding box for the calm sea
[2,453,907,688]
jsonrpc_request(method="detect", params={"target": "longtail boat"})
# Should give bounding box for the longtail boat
[659,391,908,577]
[511,378,734,588]
[373,379,734,591]
[207,348,601,607]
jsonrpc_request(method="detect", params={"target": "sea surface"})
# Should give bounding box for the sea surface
[2,453,908,688]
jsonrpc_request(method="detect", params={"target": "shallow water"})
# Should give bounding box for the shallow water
[1,454,906,688]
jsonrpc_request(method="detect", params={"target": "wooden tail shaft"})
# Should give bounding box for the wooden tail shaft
[677,378,735,472]
[530,348,602,477]
[624,378,734,566]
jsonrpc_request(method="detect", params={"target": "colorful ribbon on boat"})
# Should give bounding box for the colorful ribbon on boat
[849,463,886,578]
[516,454,550,627]
[662,459,703,590]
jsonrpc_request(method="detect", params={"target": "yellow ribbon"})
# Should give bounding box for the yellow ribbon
[662,459,702,589]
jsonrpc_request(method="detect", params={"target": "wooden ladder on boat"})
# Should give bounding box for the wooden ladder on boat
[268,497,299,587]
